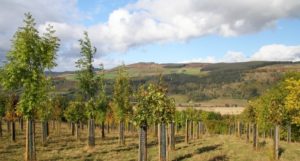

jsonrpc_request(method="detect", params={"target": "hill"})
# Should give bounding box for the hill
[52,61,300,106]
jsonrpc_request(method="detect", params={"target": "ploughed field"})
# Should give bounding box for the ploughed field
[1,122,300,161]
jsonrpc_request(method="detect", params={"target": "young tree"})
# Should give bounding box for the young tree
[50,95,64,134]
[113,66,130,145]
[133,84,155,161]
[0,13,59,161]
[0,93,6,137]
[152,83,175,161]
[95,66,108,139]
[254,83,289,160]
[106,101,115,133]
[75,31,99,148]
[5,93,19,141]
[266,85,289,160]
[284,76,300,143]
[64,101,85,139]
[246,100,259,149]
[285,78,300,124]
[38,96,53,145]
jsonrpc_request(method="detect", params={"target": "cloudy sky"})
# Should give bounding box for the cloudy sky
[1,0,300,71]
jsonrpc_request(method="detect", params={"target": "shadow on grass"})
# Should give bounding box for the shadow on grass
[279,147,285,159]
[175,136,185,144]
[196,144,222,154]
[173,144,222,161]
[258,141,266,148]
[172,153,193,161]
[208,155,228,161]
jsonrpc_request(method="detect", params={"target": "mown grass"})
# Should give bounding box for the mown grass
[1,121,300,161]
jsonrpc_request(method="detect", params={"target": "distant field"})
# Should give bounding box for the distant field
[198,98,247,107]
[1,122,300,161]
[176,98,247,115]
[177,106,245,115]
[58,65,207,81]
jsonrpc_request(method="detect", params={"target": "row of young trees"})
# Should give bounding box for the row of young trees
[0,12,59,161]
[1,12,300,161]
[241,72,300,160]
[0,13,177,161]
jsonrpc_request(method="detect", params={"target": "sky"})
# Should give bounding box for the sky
[0,0,300,71]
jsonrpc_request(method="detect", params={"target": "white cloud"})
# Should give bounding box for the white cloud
[1,0,300,71]
[251,44,300,61]
[180,56,217,63]
[182,44,300,64]
[224,51,247,62]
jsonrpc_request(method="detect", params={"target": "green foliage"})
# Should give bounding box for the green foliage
[243,100,257,123]
[113,66,131,120]
[38,98,53,121]
[285,77,300,124]
[95,70,109,123]
[133,80,176,126]
[0,13,59,119]
[50,95,64,121]
[244,72,299,128]
[0,93,6,117]
[75,31,99,118]
[64,101,85,123]
[151,84,175,123]
[133,85,153,126]
[174,110,185,127]
[4,93,19,121]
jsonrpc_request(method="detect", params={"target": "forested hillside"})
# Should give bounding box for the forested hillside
[52,61,300,104]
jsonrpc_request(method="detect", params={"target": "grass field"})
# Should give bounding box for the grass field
[58,65,207,81]
[1,121,300,161]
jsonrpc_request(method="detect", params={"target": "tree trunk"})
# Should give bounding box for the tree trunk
[237,121,240,137]
[71,123,75,136]
[52,120,55,131]
[46,121,49,137]
[159,123,167,161]
[274,125,279,160]
[75,122,79,140]
[253,123,258,150]
[190,121,194,139]
[246,123,250,143]
[101,121,105,138]
[20,118,24,131]
[185,119,189,144]
[0,118,2,137]
[169,122,175,151]
[176,123,180,134]
[88,118,95,147]
[154,123,158,138]
[119,120,125,145]
[41,121,47,145]
[127,122,130,133]
[287,124,291,143]
[57,121,61,134]
[139,124,147,161]
[270,128,273,139]
[25,119,36,161]
[107,123,110,134]
[11,121,16,142]
[196,121,200,139]
[7,121,11,133]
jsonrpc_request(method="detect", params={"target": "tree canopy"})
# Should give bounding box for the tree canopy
[0,13,59,119]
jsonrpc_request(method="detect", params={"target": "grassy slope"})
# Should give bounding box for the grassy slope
[1,122,300,161]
